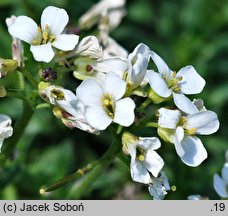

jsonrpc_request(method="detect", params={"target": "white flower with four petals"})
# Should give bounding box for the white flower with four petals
[8,6,79,62]
[77,72,135,130]
[147,51,206,114]
[157,106,219,166]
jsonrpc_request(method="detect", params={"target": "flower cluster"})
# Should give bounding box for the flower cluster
[0,2,220,200]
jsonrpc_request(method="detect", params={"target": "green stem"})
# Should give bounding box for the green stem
[68,140,119,199]
[41,139,119,198]
[146,122,159,128]
[137,98,152,112]
[0,102,34,166]
[6,91,31,104]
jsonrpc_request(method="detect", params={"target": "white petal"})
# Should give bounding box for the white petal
[53,34,79,51]
[130,160,150,184]
[8,16,39,44]
[94,57,128,78]
[0,114,12,127]
[173,93,198,114]
[76,78,103,106]
[158,108,181,129]
[30,43,54,63]
[138,137,161,150]
[146,70,172,98]
[177,66,206,94]
[213,174,228,198]
[222,163,228,183]
[150,51,172,77]
[75,36,103,58]
[178,136,207,167]
[128,43,150,86]
[186,111,219,135]
[113,98,135,127]
[41,6,68,36]
[103,72,126,100]
[85,107,112,130]
[145,151,164,177]
[174,126,185,157]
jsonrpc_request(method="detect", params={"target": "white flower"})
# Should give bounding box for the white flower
[76,72,135,130]
[148,171,170,200]
[0,114,13,153]
[126,43,150,90]
[122,133,164,184]
[147,51,205,114]
[8,6,79,63]
[41,85,98,134]
[214,163,228,198]
[157,107,219,166]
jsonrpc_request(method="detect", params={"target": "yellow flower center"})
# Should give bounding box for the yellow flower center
[178,117,197,135]
[101,94,115,118]
[136,147,145,161]
[163,71,183,93]
[32,24,56,46]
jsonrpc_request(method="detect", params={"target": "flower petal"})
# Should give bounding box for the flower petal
[75,36,103,58]
[53,34,79,51]
[177,66,206,94]
[138,137,161,150]
[41,6,68,36]
[173,93,198,114]
[186,111,219,135]
[76,78,103,106]
[130,160,150,184]
[178,135,207,167]
[222,163,228,184]
[213,174,228,198]
[174,126,185,157]
[30,43,54,63]
[158,108,181,129]
[94,57,128,78]
[103,72,126,100]
[128,43,150,87]
[113,98,135,127]
[85,106,112,130]
[147,70,172,98]
[150,51,172,77]
[145,150,164,177]
[8,16,39,44]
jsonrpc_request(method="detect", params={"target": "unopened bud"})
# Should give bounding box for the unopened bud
[39,68,57,81]
[147,88,169,104]
[122,132,139,155]
[0,86,7,97]
[0,58,18,78]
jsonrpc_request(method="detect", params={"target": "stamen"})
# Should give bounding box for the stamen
[45,24,49,31]
[138,155,145,161]
[37,26,42,32]
[187,128,197,135]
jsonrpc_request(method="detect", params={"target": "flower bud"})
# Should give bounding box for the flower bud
[122,132,139,155]
[157,127,175,143]
[39,68,57,81]
[0,86,7,97]
[0,58,18,78]
[147,88,170,104]
[38,81,51,99]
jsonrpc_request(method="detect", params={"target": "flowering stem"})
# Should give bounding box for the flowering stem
[146,122,159,128]
[40,138,119,197]
[137,98,152,112]
[0,102,34,166]
[68,139,119,199]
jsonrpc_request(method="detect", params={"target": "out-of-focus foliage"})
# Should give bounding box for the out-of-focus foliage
[0,0,227,199]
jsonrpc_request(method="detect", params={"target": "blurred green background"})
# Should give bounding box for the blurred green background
[0,0,228,199]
